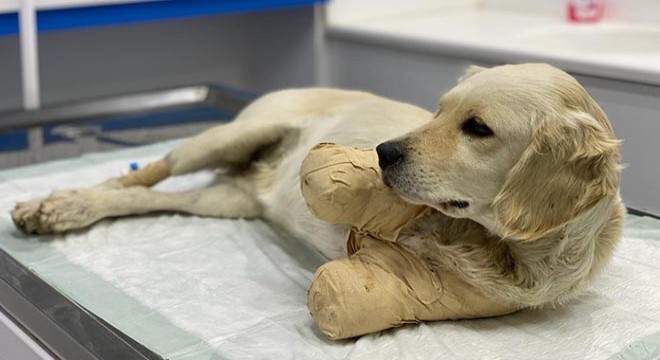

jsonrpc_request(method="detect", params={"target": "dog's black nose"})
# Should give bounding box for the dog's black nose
[376,142,405,170]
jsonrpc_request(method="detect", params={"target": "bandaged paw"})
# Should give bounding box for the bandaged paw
[301,143,516,339]
[300,143,431,243]
[308,236,514,339]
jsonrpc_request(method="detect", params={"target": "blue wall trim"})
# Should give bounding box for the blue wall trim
[0,13,18,36]
[0,0,325,36]
[0,130,28,151]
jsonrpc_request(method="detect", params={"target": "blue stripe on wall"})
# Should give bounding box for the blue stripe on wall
[0,0,325,36]
[0,13,18,36]
[0,130,28,151]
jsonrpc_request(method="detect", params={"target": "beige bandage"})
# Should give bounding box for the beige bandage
[308,236,517,340]
[119,159,170,187]
[301,143,517,339]
[300,143,431,245]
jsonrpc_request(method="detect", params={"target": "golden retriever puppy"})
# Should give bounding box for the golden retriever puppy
[11,63,624,337]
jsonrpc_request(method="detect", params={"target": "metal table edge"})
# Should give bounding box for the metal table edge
[0,246,164,360]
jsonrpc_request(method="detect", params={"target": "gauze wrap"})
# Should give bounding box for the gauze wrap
[300,143,431,252]
[300,143,515,339]
[119,159,170,187]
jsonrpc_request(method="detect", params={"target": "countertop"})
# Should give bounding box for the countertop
[327,8,660,87]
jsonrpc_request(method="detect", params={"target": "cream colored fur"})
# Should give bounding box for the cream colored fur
[11,63,624,326]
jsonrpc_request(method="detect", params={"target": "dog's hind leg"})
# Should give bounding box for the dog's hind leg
[95,121,294,191]
[165,122,293,176]
[11,120,290,234]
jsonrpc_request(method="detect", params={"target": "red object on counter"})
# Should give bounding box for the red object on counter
[567,0,604,23]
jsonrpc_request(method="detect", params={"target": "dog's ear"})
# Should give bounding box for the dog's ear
[493,110,621,241]
[458,65,487,83]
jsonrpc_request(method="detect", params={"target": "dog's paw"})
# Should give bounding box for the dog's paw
[11,198,45,234]
[11,190,100,235]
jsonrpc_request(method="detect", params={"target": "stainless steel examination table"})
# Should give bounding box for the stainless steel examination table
[1,88,660,360]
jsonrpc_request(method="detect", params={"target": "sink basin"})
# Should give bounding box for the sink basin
[518,25,660,53]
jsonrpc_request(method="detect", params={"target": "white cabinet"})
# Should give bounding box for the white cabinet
[578,76,660,215]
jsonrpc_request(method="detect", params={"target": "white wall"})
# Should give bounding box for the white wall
[479,0,660,23]
[604,0,660,23]
[327,0,660,24]
[326,0,476,24]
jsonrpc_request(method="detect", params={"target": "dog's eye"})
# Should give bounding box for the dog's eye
[461,117,493,137]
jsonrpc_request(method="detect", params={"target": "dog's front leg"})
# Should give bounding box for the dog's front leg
[307,236,517,339]
[11,181,261,235]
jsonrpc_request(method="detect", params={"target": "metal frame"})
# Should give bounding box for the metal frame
[0,84,251,133]
[0,84,252,359]
[0,249,163,360]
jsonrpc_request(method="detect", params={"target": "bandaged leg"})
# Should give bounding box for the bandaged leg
[308,237,517,340]
[300,143,431,242]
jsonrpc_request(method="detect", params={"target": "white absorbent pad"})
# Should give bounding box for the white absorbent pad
[0,141,659,360]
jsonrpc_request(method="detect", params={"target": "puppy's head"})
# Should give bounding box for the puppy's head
[378,63,621,241]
